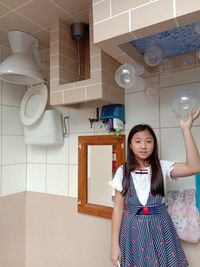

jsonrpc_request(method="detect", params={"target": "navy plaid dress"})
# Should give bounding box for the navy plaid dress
[119,176,188,267]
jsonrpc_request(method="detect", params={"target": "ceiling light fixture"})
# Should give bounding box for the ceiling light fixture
[71,22,87,81]
[0,31,44,85]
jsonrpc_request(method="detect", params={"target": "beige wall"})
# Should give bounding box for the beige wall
[92,0,200,42]
[0,192,200,266]
[0,192,112,267]
[92,0,200,68]
[0,193,26,267]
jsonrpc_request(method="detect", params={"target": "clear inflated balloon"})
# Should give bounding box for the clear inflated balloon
[196,49,200,60]
[171,89,200,119]
[182,54,195,69]
[194,22,200,34]
[145,81,158,97]
[135,63,145,76]
[159,58,173,74]
[144,46,163,67]
[115,63,137,88]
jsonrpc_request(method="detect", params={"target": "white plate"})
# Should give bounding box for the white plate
[20,84,48,126]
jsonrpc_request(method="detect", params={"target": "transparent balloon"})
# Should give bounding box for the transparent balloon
[145,81,158,97]
[159,58,173,74]
[115,63,137,88]
[144,46,163,67]
[135,63,145,76]
[194,22,200,34]
[182,54,195,69]
[196,49,200,60]
[171,89,200,120]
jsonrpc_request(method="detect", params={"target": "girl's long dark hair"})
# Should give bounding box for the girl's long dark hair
[122,124,164,197]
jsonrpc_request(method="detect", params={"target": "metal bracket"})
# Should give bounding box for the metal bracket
[88,107,99,128]
[63,116,69,135]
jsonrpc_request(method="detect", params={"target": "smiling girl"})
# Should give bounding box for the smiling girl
[110,109,200,267]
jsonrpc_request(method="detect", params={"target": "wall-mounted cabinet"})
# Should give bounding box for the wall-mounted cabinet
[49,18,124,107]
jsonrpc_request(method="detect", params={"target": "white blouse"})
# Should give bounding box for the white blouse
[109,160,175,206]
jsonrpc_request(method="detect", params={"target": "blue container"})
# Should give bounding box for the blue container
[100,104,125,122]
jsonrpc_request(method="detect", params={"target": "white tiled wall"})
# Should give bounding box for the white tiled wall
[0,43,199,197]
[0,81,27,195]
[27,163,46,193]
[2,164,26,196]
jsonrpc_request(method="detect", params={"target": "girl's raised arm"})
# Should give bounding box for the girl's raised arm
[171,108,200,178]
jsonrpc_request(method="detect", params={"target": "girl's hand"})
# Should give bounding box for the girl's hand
[111,244,121,266]
[176,108,200,130]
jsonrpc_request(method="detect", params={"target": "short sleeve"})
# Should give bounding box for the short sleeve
[160,160,176,180]
[108,165,123,192]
